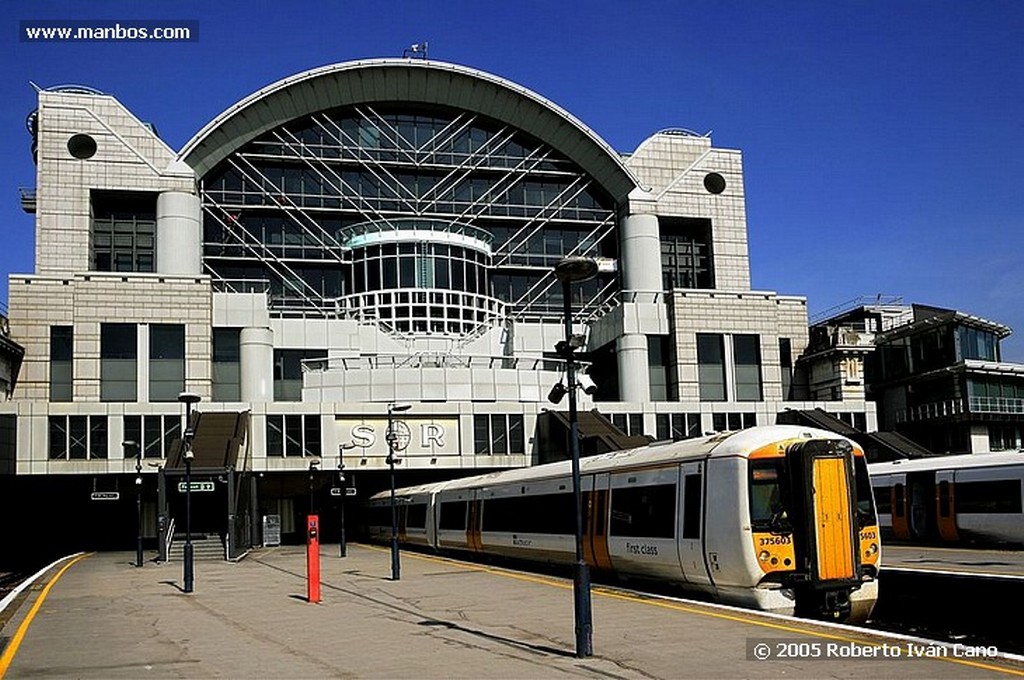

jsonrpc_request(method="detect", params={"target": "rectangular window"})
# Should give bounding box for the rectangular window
[101,323,137,402]
[609,484,676,539]
[473,414,525,455]
[438,500,467,530]
[779,338,793,400]
[265,414,321,457]
[682,473,702,539]
[124,415,181,459]
[274,349,326,402]
[149,324,184,402]
[648,335,671,401]
[48,415,107,460]
[733,334,763,402]
[90,190,157,272]
[955,479,1022,514]
[212,328,241,402]
[50,326,73,402]
[483,493,575,534]
[659,217,714,289]
[697,333,726,402]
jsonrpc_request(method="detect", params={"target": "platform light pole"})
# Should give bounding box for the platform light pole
[124,440,143,567]
[386,402,411,581]
[338,442,355,557]
[554,255,600,658]
[178,391,201,594]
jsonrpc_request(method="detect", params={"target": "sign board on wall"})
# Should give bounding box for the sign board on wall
[335,417,460,457]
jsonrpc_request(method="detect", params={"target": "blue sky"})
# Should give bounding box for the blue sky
[3,1,1023,359]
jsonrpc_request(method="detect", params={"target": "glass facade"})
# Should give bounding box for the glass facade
[200,104,618,324]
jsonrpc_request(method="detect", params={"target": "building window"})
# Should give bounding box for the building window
[50,326,73,402]
[958,326,999,362]
[711,412,756,433]
[101,323,137,402]
[612,413,647,438]
[473,414,525,455]
[779,338,793,400]
[149,325,184,402]
[90,190,156,272]
[660,217,713,289]
[123,414,181,459]
[648,335,672,401]
[266,414,321,457]
[48,415,107,460]
[655,413,701,441]
[274,349,326,401]
[697,334,726,402]
[733,334,763,402]
[988,425,1019,452]
[212,328,241,402]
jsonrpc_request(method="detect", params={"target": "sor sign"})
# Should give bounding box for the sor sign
[340,417,457,456]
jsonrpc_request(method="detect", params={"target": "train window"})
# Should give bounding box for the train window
[748,460,792,532]
[483,493,575,534]
[438,501,468,530]
[407,503,427,529]
[854,457,878,528]
[682,474,702,539]
[609,484,676,539]
[955,480,1023,514]
[893,484,905,518]
[938,481,951,518]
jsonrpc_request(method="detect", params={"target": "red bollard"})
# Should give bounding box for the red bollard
[307,514,320,603]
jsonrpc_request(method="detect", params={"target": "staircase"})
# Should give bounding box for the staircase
[167,534,225,562]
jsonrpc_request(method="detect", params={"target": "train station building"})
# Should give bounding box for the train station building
[0,58,875,552]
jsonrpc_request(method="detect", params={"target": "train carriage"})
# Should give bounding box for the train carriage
[869,453,1024,545]
[368,425,881,622]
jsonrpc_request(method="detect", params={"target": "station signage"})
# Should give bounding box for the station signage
[336,417,460,457]
[330,487,358,496]
[177,481,215,493]
[90,491,120,501]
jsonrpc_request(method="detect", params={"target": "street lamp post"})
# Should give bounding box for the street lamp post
[124,440,142,568]
[178,391,201,594]
[386,402,411,581]
[338,442,355,557]
[554,256,600,659]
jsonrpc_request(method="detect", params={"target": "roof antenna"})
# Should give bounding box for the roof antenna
[403,42,428,59]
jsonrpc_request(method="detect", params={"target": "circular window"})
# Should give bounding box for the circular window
[67,134,97,159]
[703,172,726,195]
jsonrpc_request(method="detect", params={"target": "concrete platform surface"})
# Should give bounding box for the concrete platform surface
[2,545,1023,679]
[883,544,1024,579]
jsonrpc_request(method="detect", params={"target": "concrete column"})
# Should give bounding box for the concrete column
[240,327,274,402]
[619,212,662,293]
[156,191,202,275]
[617,333,649,403]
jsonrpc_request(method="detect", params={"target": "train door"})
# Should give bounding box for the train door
[787,441,859,584]
[466,495,482,552]
[586,473,612,571]
[935,470,959,541]
[907,471,936,540]
[676,462,710,587]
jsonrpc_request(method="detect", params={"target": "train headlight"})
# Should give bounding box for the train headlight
[864,543,879,557]
[759,550,771,563]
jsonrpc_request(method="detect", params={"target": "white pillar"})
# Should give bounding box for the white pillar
[240,327,274,402]
[617,333,649,403]
[619,212,662,293]
[156,191,202,275]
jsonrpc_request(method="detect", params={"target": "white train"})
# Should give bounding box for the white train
[368,425,881,622]
[869,452,1024,545]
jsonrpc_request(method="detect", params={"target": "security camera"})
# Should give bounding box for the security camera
[577,373,598,395]
[547,382,567,404]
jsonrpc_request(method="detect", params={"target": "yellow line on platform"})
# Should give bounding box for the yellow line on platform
[0,553,91,679]
[371,546,1024,677]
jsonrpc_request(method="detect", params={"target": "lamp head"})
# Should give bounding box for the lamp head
[389,402,412,413]
[547,382,567,404]
[554,256,599,284]
[177,391,201,405]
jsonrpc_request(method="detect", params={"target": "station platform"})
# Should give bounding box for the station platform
[883,544,1024,579]
[2,545,1023,679]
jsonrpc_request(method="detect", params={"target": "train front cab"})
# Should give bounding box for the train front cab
[748,438,880,622]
